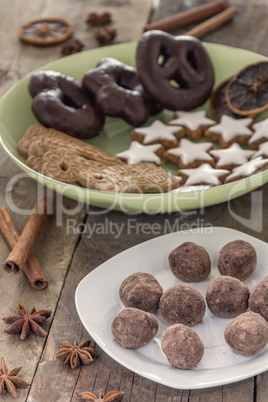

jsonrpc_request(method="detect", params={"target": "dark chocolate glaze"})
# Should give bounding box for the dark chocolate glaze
[29,70,105,139]
[136,30,214,111]
[82,57,161,127]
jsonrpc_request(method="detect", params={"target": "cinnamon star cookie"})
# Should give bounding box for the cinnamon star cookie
[116,141,164,165]
[131,120,182,148]
[168,110,215,140]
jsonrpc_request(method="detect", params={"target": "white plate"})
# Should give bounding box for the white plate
[75,227,268,389]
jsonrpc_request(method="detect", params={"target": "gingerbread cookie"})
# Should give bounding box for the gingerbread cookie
[178,164,230,186]
[131,120,182,149]
[116,141,164,165]
[17,124,122,166]
[209,143,255,170]
[78,162,180,193]
[164,138,214,169]
[168,110,215,140]
[225,156,268,183]
[205,115,253,148]
[249,118,268,149]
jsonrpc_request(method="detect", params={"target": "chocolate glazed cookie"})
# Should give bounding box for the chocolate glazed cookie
[136,30,214,111]
[29,70,105,139]
[82,57,161,127]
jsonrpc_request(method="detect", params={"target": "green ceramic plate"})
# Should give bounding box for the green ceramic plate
[0,42,268,213]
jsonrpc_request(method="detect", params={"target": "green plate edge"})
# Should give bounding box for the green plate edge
[0,41,268,213]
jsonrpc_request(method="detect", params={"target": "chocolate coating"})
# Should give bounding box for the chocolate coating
[136,30,214,111]
[168,242,211,282]
[82,57,160,127]
[218,240,257,280]
[159,284,206,326]
[224,312,268,356]
[249,275,268,321]
[161,324,204,369]
[206,276,250,318]
[111,308,158,349]
[119,272,163,313]
[29,70,105,139]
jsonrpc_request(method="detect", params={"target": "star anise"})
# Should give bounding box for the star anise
[86,12,112,26]
[2,304,52,340]
[77,390,124,401]
[95,28,117,45]
[0,357,29,398]
[61,39,85,56]
[55,339,99,369]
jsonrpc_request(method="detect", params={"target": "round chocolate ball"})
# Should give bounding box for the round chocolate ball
[218,240,257,280]
[119,272,163,313]
[161,324,204,369]
[168,242,211,282]
[206,276,250,318]
[249,275,268,321]
[224,312,268,356]
[159,283,206,326]
[111,308,158,349]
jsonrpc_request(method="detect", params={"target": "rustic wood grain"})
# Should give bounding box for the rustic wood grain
[1,0,268,401]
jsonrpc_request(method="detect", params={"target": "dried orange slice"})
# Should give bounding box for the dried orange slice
[226,61,268,116]
[18,17,73,45]
[210,77,244,122]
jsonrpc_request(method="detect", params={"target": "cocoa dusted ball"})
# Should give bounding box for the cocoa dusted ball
[119,272,163,313]
[206,276,250,318]
[161,324,204,369]
[168,242,211,282]
[224,312,268,356]
[159,284,206,326]
[218,240,257,280]
[111,308,158,349]
[249,275,268,321]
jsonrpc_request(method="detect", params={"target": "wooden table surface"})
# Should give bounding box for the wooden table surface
[1,0,268,401]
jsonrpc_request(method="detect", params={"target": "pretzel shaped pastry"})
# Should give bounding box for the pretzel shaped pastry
[29,70,105,139]
[136,30,214,111]
[82,57,161,127]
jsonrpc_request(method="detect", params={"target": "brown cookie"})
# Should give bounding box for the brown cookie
[78,162,180,193]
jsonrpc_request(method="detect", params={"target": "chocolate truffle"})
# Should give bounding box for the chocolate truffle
[218,240,257,280]
[159,284,206,326]
[224,312,268,356]
[168,242,211,282]
[206,276,250,318]
[161,324,204,369]
[119,272,163,313]
[249,275,268,321]
[111,308,158,349]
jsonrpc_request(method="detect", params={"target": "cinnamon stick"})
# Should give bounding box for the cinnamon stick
[185,6,238,38]
[0,208,48,290]
[144,0,227,32]
[3,196,49,278]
